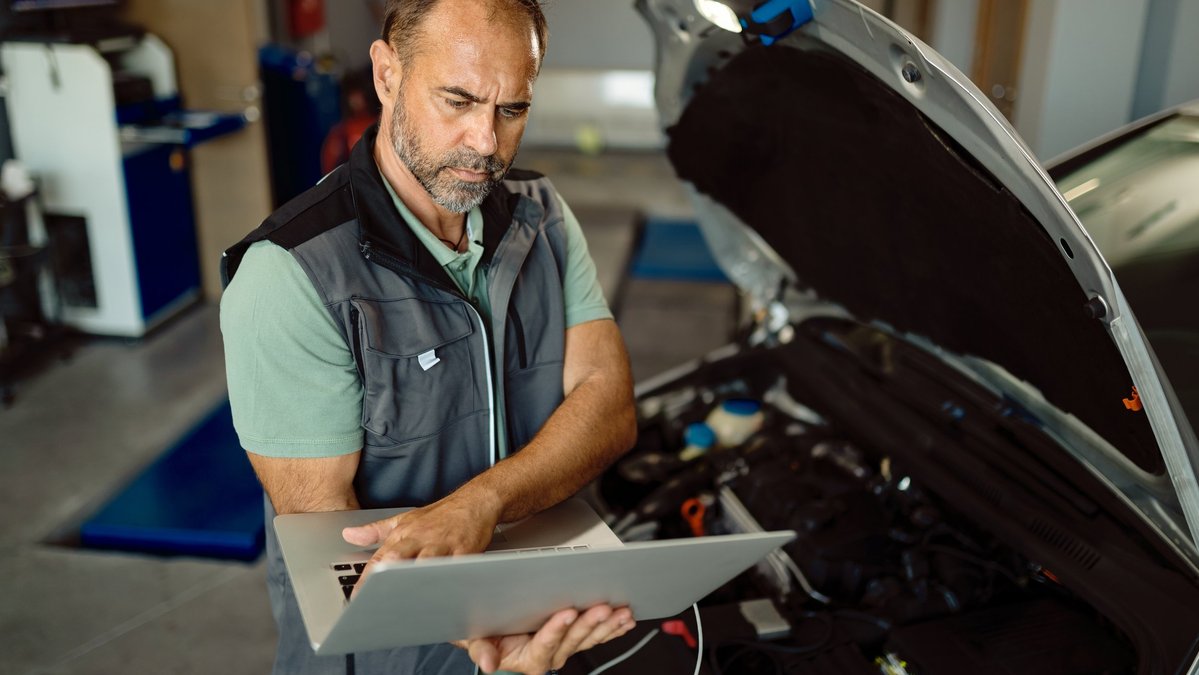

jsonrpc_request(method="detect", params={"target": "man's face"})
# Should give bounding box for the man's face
[384,0,539,214]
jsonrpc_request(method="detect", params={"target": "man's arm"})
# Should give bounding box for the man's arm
[221,240,367,516]
[483,317,637,519]
[247,451,361,515]
[342,317,636,555]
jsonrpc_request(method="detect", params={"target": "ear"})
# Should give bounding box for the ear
[369,39,401,103]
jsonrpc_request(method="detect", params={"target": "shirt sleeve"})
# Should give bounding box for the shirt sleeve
[219,241,364,457]
[557,193,615,328]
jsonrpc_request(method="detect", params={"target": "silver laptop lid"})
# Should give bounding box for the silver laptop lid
[274,498,625,648]
[318,530,796,654]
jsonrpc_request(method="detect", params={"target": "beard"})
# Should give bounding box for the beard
[389,95,511,214]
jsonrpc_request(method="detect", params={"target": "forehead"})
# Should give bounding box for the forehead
[409,0,540,95]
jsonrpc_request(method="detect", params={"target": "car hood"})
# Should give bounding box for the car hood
[637,0,1199,553]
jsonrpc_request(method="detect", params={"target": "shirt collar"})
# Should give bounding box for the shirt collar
[375,161,485,270]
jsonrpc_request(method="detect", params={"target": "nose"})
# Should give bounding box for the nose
[464,109,498,158]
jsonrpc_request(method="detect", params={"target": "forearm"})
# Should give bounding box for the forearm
[457,322,637,523]
[464,375,635,523]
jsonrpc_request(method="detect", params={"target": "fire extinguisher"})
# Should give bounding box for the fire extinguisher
[289,0,325,39]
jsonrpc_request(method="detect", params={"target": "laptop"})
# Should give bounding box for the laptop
[274,498,796,655]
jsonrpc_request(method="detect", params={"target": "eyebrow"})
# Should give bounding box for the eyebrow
[439,86,531,111]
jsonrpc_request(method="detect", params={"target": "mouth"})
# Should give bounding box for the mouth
[446,167,491,182]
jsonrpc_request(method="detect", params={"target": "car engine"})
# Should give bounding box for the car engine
[592,340,1141,675]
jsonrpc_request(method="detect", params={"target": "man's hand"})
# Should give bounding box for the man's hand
[341,490,502,594]
[455,604,636,675]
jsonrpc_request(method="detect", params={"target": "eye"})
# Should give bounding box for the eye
[499,107,526,120]
[445,98,470,110]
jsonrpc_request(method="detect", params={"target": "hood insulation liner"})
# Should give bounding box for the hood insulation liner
[667,46,1161,473]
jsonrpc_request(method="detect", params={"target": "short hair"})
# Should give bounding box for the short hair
[381,0,548,70]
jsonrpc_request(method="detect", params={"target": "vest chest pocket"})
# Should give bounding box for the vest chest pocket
[351,297,486,448]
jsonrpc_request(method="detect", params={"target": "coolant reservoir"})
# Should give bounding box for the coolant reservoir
[705,399,765,448]
[678,422,717,461]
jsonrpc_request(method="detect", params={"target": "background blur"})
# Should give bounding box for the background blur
[0,1,1195,674]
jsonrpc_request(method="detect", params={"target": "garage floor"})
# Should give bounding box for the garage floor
[0,149,739,675]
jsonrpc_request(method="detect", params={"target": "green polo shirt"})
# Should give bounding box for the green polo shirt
[220,176,612,459]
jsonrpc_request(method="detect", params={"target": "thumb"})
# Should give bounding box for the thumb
[467,639,499,673]
[342,516,397,546]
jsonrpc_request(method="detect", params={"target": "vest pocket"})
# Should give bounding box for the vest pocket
[352,297,486,446]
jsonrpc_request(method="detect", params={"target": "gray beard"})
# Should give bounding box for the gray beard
[389,98,509,214]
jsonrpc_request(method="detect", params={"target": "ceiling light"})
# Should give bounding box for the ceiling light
[694,0,743,33]
[692,0,815,45]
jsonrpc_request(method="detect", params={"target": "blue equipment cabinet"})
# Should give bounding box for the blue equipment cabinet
[1,34,244,336]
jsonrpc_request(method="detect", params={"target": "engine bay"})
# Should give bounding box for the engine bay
[580,317,1199,674]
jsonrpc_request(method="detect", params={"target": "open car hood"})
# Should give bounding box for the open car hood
[637,0,1199,554]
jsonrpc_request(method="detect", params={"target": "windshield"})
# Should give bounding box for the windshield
[1054,114,1199,436]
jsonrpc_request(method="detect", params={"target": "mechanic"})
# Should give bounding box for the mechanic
[219,0,639,673]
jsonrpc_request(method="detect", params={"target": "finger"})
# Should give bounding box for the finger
[466,637,500,673]
[349,544,402,600]
[550,605,612,669]
[504,609,576,673]
[577,608,634,652]
[606,615,637,644]
[415,544,452,559]
[342,515,402,546]
[383,530,451,560]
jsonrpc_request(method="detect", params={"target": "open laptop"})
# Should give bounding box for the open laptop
[274,498,796,655]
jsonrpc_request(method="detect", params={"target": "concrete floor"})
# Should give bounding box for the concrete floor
[0,149,737,675]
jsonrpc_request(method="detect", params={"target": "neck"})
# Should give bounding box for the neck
[373,123,466,242]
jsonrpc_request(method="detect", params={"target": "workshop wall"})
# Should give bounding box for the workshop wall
[522,1,658,149]
[321,0,655,73]
[119,0,275,301]
[1014,0,1150,161]
[539,1,653,71]
[1132,0,1199,119]
[927,0,980,75]
[325,0,380,70]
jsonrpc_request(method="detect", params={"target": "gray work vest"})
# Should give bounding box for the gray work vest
[222,125,569,675]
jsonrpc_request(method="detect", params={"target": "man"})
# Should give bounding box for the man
[219,1,639,673]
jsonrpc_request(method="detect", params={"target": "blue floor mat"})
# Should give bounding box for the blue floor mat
[628,218,729,282]
[79,399,264,560]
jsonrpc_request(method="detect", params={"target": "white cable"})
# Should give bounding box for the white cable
[589,628,660,675]
[612,512,638,537]
[780,554,832,604]
[586,604,703,675]
[619,521,659,542]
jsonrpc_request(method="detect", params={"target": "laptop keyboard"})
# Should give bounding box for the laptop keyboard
[330,545,591,600]
[330,562,366,599]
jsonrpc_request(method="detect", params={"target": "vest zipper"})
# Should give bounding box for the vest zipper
[359,239,499,467]
[464,301,498,467]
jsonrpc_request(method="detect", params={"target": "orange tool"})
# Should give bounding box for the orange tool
[1123,386,1142,412]
[682,498,706,537]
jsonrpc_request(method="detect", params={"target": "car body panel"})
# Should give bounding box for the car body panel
[636,0,1199,559]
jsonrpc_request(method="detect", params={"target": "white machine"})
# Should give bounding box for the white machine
[2,33,241,337]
